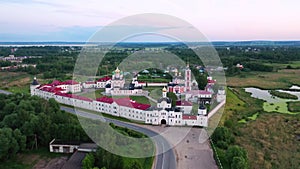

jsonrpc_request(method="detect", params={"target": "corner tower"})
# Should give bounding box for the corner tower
[30,77,40,96]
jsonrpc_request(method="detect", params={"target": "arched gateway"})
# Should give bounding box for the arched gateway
[161,119,167,125]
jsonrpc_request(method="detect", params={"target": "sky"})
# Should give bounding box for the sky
[0,0,299,42]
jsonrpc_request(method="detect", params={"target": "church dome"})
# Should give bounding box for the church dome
[115,67,121,73]
[162,87,167,92]
[31,77,39,85]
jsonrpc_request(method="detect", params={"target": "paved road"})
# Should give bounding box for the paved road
[61,106,176,169]
[0,90,176,169]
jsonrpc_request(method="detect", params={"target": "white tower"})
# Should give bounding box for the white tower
[30,77,40,96]
[162,87,167,98]
[185,63,191,92]
[217,88,226,102]
[198,104,207,116]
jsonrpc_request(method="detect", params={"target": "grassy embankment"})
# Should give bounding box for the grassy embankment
[108,123,154,169]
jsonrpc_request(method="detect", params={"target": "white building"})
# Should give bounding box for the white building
[30,78,210,127]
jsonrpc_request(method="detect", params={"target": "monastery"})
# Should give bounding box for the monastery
[30,66,225,127]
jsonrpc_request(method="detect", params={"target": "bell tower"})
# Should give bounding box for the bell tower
[185,63,191,92]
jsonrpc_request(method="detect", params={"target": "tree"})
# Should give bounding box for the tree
[126,160,142,169]
[13,129,26,151]
[231,156,248,169]
[167,92,177,107]
[211,127,235,149]
[226,145,248,165]
[0,128,19,160]
[83,153,95,169]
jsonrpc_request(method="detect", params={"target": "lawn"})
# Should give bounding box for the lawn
[79,89,105,99]
[226,69,300,89]
[130,96,151,104]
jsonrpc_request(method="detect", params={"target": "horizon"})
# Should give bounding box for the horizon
[1,0,300,42]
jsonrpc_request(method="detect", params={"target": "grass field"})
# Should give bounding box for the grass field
[0,72,31,94]
[264,61,300,69]
[226,69,300,89]
[287,101,300,112]
[0,148,68,169]
[79,89,105,99]
[264,102,300,115]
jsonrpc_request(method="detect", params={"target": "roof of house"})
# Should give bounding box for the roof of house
[97,76,111,82]
[40,86,64,93]
[176,100,193,106]
[51,80,80,86]
[114,98,151,110]
[96,97,151,110]
[32,79,39,85]
[96,96,114,104]
[182,115,197,120]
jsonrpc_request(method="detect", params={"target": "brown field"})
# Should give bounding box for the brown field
[236,113,300,169]
[0,72,31,93]
[222,90,300,168]
[226,69,300,89]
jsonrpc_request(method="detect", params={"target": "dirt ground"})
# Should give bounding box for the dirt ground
[33,157,68,169]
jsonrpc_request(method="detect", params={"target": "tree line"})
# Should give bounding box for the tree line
[211,126,249,169]
[0,93,90,161]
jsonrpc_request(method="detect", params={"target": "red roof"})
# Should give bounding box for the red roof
[96,97,151,110]
[96,97,114,104]
[114,98,151,110]
[51,80,61,86]
[182,115,197,120]
[40,86,64,93]
[176,100,193,106]
[97,76,111,82]
[208,79,216,83]
[50,80,79,86]
[55,92,93,102]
